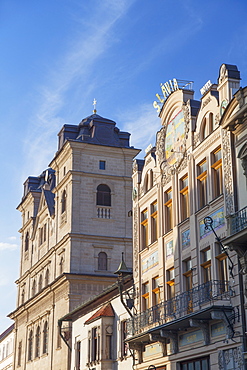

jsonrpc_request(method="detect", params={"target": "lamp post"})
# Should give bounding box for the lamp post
[114,253,134,317]
[204,216,234,279]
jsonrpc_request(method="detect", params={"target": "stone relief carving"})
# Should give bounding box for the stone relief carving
[145,156,152,166]
[156,127,166,167]
[132,161,138,174]
[193,132,200,148]
[133,205,139,279]
[240,157,247,177]
[201,96,211,109]
[161,164,172,187]
[177,155,188,174]
[222,129,234,215]
[215,113,220,127]
[182,100,191,127]
[218,346,244,370]
[218,64,227,85]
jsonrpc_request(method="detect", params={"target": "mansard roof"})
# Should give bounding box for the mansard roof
[43,189,55,217]
[19,168,55,208]
[57,113,131,150]
[218,64,241,82]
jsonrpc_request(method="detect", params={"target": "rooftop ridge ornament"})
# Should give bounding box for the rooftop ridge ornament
[93,98,97,114]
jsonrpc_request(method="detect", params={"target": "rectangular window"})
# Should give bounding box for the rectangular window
[180,175,189,221]
[105,334,112,359]
[75,341,81,370]
[180,356,210,369]
[44,224,47,243]
[88,335,91,363]
[201,248,211,283]
[164,188,173,232]
[121,320,128,357]
[197,160,207,209]
[99,160,106,170]
[167,268,175,299]
[92,328,98,361]
[152,276,160,306]
[17,341,22,366]
[211,147,223,199]
[216,247,229,293]
[141,209,148,249]
[151,201,158,243]
[183,259,193,313]
[142,282,149,311]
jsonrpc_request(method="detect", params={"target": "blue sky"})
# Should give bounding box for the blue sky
[1,0,247,333]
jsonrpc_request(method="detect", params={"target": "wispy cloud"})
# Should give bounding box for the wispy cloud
[118,103,161,155]
[8,236,17,241]
[0,242,18,251]
[23,0,135,176]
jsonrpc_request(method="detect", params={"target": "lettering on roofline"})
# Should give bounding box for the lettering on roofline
[200,80,212,95]
[153,79,193,113]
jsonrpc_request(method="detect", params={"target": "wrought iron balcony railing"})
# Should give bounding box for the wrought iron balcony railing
[127,280,230,337]
[229,205,247,235]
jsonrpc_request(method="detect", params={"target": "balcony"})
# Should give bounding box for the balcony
[228,205,247,236]
[127,280,231,338]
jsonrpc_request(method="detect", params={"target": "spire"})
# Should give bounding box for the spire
[93,98,97,114]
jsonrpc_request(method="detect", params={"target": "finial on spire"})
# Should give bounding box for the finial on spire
[93,98,97,114]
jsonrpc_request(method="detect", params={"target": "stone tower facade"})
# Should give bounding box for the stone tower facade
[10,113,139,370]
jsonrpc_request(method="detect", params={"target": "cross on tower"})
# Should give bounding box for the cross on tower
[93,98,97,113]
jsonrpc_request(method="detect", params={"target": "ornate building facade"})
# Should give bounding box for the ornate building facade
[127,65,247,369]
[9,113,139,369]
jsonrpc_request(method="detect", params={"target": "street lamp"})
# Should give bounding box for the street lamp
[204,216,234,279]
[114,253,134,317]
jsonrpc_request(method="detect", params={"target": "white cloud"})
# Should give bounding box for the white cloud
[23,0,136,177]
[0,242,18,251]
[119,103,161,154]
[8,236,17,241]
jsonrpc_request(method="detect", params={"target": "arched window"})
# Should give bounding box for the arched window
[32,280,36,297]
[45,269,50,286]
[201,117,207,140]
[98,252,107,271]
[149,170,153,189]
[38,275,43,292]
[96,185,111,206]
[25,232,29,252]
[35,326,40,358]
[238,142,247,178]
[209,113,214,133]
[28,330,33,361]
[143,173,148,193]
[61,190,67,214]
[43,321,48,354]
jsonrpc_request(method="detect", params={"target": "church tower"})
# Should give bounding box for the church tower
[10,112,139,369]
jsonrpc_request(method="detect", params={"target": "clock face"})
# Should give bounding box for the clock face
[220,99,228,116]
[165,110,185,166]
